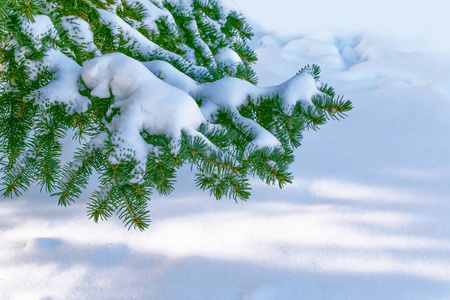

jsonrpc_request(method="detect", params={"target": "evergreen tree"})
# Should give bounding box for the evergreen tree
[0,0,352,230]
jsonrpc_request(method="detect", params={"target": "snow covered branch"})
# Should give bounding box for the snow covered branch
[0,0,352,230]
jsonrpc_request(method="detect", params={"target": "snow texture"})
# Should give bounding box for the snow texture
[13,15,91,113]
[35,49,90,113]
[20,15,56,50]
[81,50,320,159]
[98,8,161,55]
[142,58,321,148]
[130,0,175,33]
[215,46,243,66]
[82,52,205,178]
[18,17,88,113]
[61,16,97,53]
[97,7,208,77]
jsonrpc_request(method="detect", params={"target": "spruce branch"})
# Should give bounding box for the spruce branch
[0,0,352,231]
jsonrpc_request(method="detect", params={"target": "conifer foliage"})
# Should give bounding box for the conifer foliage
[0,0,352,230]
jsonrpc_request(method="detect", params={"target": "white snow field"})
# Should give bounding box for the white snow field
[2,1,450,299]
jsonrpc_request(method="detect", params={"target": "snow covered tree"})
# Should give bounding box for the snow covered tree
[0,0,352,230]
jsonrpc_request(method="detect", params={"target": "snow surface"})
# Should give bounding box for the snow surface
[2,1,450,299]
[236,0,450,55]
